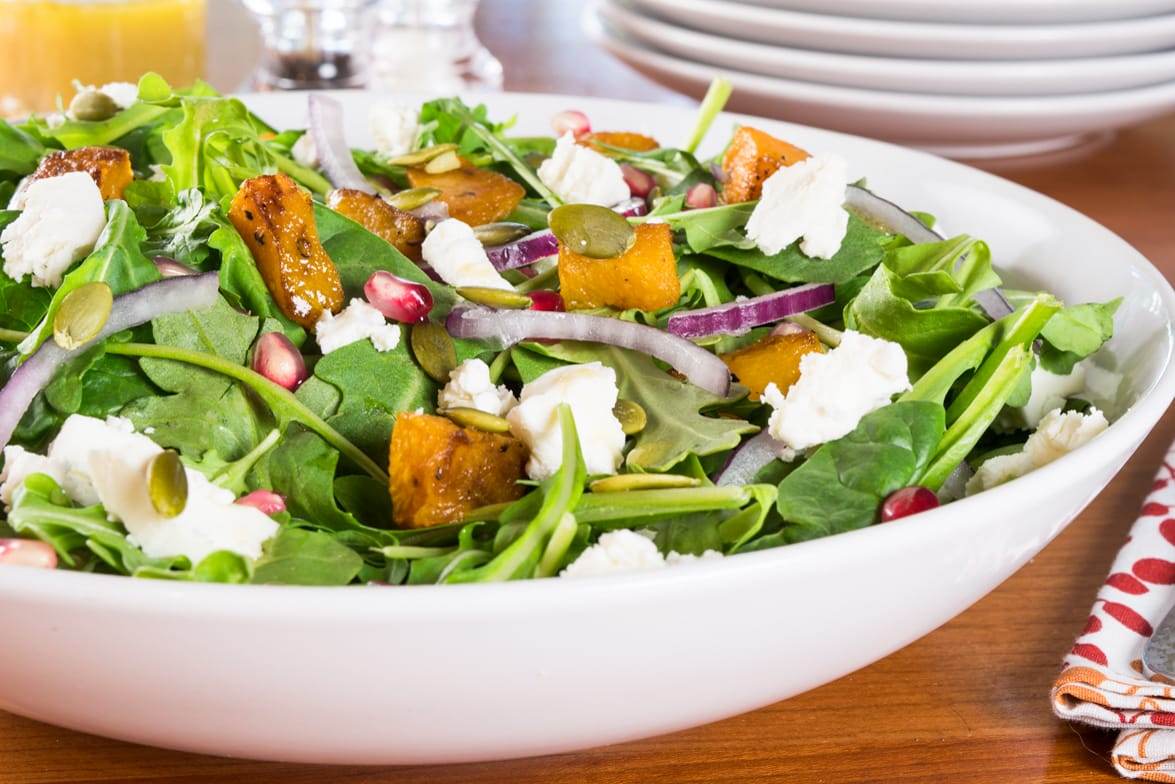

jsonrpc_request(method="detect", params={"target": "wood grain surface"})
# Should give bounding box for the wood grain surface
[3,1,1174,782]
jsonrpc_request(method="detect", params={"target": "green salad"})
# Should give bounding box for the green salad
[0,74,1122,585]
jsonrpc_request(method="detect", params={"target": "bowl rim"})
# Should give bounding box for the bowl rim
[1,89,1171,606]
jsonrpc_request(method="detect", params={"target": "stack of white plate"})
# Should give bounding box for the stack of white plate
[585,0,1175,158]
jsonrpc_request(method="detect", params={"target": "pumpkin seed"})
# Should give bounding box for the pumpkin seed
[423,149,462,174]
[456,286,531,310]
[549,203,635,259]
[146,450,188,518]
[69,89,119,122]
[473,222,533,247]
[386,187,440,211]
[589,474,702,493]
[612,399,647,435]
[52,281,113,350]
[443,407,511,434]
[410,321,458,383]
[386,143,458,167]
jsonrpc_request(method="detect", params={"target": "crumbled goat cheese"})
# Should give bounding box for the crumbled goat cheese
[1,172,107,288]
[763,330,910,452]
[0,446,58,511]
[369,102,420,157]
[421,218,513,290]
[1001,359,1122,430]
[537,132,630,206]
[506,362,626,480]
[291,133,319,169]
[966,407,1109,495]
[745,154,849,259]
[314,298,401,354]
[438,358,517,416]
[561,530,725,578]
[92,81,139,109]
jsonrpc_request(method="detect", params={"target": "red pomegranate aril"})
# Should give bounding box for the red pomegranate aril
[364,270,434,324]
[0,539,57,569]
[527,290,565,312]
[621,164,655,199]
[880,486,939,522]
[235,489,287,516]
[551,109,590,139]
[252,332,309,391]
[684,183,718,210]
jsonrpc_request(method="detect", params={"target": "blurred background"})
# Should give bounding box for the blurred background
[1,0,1174,159]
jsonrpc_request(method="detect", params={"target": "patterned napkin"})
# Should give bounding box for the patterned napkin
[1053,445,1175,781]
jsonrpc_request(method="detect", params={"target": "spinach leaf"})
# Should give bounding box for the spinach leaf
[265,427,368,533]
[208,219,304,344]
[1039,298,1121,374]
[251,526,363,585]
[777,401,945,541]
[0,120,47,176]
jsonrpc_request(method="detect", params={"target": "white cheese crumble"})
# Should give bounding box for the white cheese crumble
[1002,359,1123,430]
[762,330,910,452]
[506,362,626,480]
[0,415,278,563]
[421,218,513,290]
[438,358,517,416]
[537,132,630,207]
[291,133,319,169]
[0,446,58,511]
[369,102,420,157]
[1,172,107,288]
[89,81,139,109]
[966,407,1109,495]
[314,298,401,354]
[745,154,850,259]
[560,529,724,578]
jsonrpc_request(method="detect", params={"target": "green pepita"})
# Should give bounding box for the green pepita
[473,222,534,247]
[612,399,647,435]
[549,203,636,259]
[146,450,188,518]
[443,407,511,434]
[52,281,113,350]
[456,286,531,310]
[386,187,441,211]
[68,89,119,122]
[423,149,462,174]
[589,474,702,493]
[410,321,458,383]
[386,143,458,167]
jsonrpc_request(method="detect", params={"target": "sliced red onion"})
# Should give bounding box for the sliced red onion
[485,199,647,271]
[446,306,730,396]
[153,256,197,278]
[307,94,369,192]
[614,197,649,218]
[409,199,450,223]
[667,283,834,340]
[0,273,219,452]
[715,431,786,487]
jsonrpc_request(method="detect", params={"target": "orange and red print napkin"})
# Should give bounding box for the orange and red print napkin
[1053,446,1175,781]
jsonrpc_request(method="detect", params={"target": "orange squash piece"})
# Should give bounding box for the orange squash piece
[31,146,133,200]
[405,160,525,226]
[327,188,426,262]
[721,331,826,401]
[389,412,529,528]
[580,131,659,155]
[228,173,344,329]
[558,222,680,312]
[721,126,810,204]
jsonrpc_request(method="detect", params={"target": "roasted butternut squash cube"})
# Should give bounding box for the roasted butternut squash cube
[228,173,344,329]
[31,146,133,200]
[721,126,809,204]
[721,331,826,401]
[580,131,659,155]
[558,223,680,312]
[405,160,525,226]
[390,412,529,528]
[327,188,426,262]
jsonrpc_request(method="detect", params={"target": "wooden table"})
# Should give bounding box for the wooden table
[4,1,1174,782]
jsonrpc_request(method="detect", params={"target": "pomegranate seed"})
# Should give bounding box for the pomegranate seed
[770,322,809,338]
[528,290,565,312]
[0,539,57,569]
[551,109,590,139]
[620,164,655,199]
[880,486,939,522]
[252,332,308,391]
[684,183,718,210]
[235,489,287,516]
[365,270,433,323]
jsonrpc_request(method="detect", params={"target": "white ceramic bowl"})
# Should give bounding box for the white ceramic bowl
[625,0,1175,59]
[733,0,1175,25]
[0,90,1171,765]
[590,17,1175,158]
[600,0,1175,97]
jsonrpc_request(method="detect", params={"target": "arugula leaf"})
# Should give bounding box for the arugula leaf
[777,401,945,541]
[251,526,363,585]
[0,120,47,176]
[139,186,218,265]
[1039,298,1121,374]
